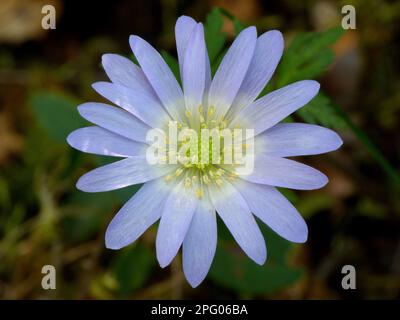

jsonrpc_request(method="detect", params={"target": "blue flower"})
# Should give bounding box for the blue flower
[67,16,342,288]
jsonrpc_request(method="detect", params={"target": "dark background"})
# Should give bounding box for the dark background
[0,0,399,299]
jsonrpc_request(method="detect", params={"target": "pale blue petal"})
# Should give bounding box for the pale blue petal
[183,197,217,288]
[175,15,197,81]
[234,154,328,190]
[76,157,176,192]
[256,123,343,157]
[67,126,146,157]
[235,180,308,243]
[203,49,212,109]
[175,16,211,112]
[78,102,150,143]
[101,54,151,90]
[156,179,198,267]
[129,35,185,121]
[92,82,170,128]
[208,27,257,120]
[105,179,170,249]
[231,80,320,135]
[182,23,206,111]
[227,30,284,119]
[208,180,266,264]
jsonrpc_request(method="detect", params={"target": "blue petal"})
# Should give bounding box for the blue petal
[234,154,328,190]
[175,16,197,81]
[227,30,284,120]
[182,23,206,112]
[231,80,320,135]
[208,180,266,265]
[208,27,257,120]
[256,123,343,157]
[78,102,150,143]
[92,82,170,128]
[67,126,146,157]
[105,179,170,249]
[156,179,198,267]
[130,35,185,122]
[102,54,151,90]
[183,197,217,288]
[236,180,308,243]
[76,157,176,192]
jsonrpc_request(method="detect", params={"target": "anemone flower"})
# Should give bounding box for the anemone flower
[67,15,342,287]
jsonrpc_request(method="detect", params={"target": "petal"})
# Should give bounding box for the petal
[105,178,170,249]
[183,197,217,288]
[235,180,308,243]
[129,35,185,121]
[67,126,146,157]
[101,54,150,90]
[231,80,320,135]
[156,179,198,267]
[78,102,150,143]
[175,15,197,81]
[92,82,170,128]
[233,154,328,190]
[227,30,284,120]
[175,16,211,112]
[182,23,206,111]
[76,157,176,192]
[208,27,257,120]
[208,180,266,264]
[256,123,343,157]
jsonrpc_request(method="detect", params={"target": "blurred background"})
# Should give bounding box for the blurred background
[0,0,399,299]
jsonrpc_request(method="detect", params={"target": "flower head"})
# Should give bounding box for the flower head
[67,16,342,287]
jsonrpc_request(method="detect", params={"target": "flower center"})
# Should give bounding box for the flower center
[161,105,244,198]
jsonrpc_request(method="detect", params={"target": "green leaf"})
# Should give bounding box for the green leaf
[277,27,345,87]
[112,244,155,295]
[209,221,302,295]
[204,8,226,64]
[29,91,86,143]
[298,92,347,129]
[161,50,181,84]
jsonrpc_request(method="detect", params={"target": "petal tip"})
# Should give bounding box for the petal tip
[105,232,123,250]
[129,35,142,51]
[66,132,75,148]
[254,252,267,265]
[187,277,202,288]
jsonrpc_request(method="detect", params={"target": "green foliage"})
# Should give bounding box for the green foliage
[272,27,347,130]
[297,92,347,129]
[276,27,345,87]
[209,221,302,295]
[204,8,227,64]
[30,91,87,143]
[112,244,155,295]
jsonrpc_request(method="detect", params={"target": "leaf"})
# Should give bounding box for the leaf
[112,244,155,295]
[276,27,345,87]
[209,220,302,295]
[298,92,347,129]
[29,91,86,143]
[204,8,226,64]
[161,50,181,84]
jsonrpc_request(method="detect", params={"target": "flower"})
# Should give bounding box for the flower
[67,15,342,288]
